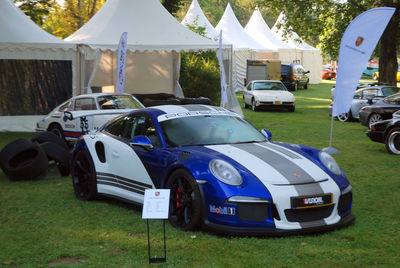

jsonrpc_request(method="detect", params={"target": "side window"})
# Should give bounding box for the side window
[362,89,378,99]
[246,83,252,91]
[105,116,128,137]
[58,101,73,112]
[130,115,161,147]
[353,92,362,99]
[75,98,97,111]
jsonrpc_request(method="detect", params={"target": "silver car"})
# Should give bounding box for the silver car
[329,86,400,121]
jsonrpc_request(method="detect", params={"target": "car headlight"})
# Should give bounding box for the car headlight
[318,151,342,176]
[209,159,243,186]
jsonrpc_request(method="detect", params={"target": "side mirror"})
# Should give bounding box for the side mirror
[63,111,73,121]
[261,129,272,141]
[130,135,154,151]
[304,70,310,74]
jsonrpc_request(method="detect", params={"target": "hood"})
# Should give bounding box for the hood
[206,142,328,186]
[254,91,294,101]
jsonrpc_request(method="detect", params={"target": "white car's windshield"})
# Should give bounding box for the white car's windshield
[97,95,143,110]
[160,115,266,147]
[253,82,287,91]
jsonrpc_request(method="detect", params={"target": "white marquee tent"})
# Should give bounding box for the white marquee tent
[181,0,221,41]
[215,3,277,92]
[66,0,235,100]
[272,13,322,84]
[0,0,77,132]
[244,8,300,63]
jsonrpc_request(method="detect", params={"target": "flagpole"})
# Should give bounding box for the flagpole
[322,114,340,154]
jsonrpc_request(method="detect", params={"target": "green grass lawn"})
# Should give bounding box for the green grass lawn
[1,81,399,267]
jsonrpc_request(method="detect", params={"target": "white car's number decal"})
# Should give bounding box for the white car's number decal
[80,117,89,134]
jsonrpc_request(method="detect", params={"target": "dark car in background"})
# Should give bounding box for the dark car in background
[366,110,400,155]
[359,92,400,127]
[281,63,310,91]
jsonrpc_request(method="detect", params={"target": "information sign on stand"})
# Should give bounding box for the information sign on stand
[142,189,170,263]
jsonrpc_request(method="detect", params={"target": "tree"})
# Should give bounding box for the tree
[257,0,400,85]
[161,0,184,15]
[13,0,55,26]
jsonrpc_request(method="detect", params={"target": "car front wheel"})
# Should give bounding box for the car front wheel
[166,169,202,231]
[385,128,400,155]
[71,150,97,201]
[251,99,258,111]
[368,113,382,128]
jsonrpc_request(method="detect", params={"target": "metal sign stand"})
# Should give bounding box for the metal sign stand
[146,219,167,263]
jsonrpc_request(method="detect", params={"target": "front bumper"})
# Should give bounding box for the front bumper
[203,212,355,236]
[366,129,385,143]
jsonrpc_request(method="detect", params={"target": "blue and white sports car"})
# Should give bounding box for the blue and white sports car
[71,105,354,235]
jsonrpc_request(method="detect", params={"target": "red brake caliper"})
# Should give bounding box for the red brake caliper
[176,187,181,209]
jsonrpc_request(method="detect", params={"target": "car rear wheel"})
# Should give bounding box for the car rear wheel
[385,128,400,155]
[71,150,97,201]
[368,113,382,128]
[337,112,351,122]
[294,82,298,91]
[303,80,309,89]
[372,73,378,80]
[166,169,202,231]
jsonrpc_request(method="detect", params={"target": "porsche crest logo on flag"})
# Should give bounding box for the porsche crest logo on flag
[355,36,364,47]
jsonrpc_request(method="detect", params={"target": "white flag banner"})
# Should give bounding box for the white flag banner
[218,30,228,106]
[115,32,128,94]
[333,7,395,116]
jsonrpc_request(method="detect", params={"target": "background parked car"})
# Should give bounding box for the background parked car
[372,66,400,81]
[281,63,310,91]
[366,110,400,155]
[329,86,400,121]
[243,80,295,112]
[359,92,400,127]
[322,65,336,80]
[330,81,390,100]
[36,93,144,142]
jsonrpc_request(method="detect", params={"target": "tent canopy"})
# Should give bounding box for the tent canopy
[66,0,223,52]
[216,3,275,51]
[244,8,293,52]
[181,0,222,41]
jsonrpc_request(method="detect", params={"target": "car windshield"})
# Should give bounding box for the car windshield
[253,82,287,91]
[281,65,291,75]
[383,93,400,105]
[97,95,143,110]
[160,115,266,147]
[381,87,400,96]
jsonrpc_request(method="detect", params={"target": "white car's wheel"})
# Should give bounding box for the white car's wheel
[251,99,257,111]
[385,128,400,155]
[337,112,351,122]
[368,113,382,128]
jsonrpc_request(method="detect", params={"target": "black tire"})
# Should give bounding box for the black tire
[166,169,202,231]
[385,128,400,155]
[303,80,309,89]
[0,138,33,169]
[1,141,48,181]
[40,142,71,176]
[71,150,97,200]
[142,98,181,107]
[133,93,176,103]
[48,124,66,141]
[32,131,69,150]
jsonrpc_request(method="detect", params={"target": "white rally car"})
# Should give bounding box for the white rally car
[71,104,354,235]
[36,93,144,142]
[243,80,295,112]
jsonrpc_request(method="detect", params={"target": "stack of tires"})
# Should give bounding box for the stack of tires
[0,132,71,181]
[133,93,211,107]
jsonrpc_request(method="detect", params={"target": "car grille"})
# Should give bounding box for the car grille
[237,203,269,222]
[284,205,334,222]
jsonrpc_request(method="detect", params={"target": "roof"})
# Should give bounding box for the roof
[215,3,275,51]
[66,0,224,52]
[0,0,76,55]
[244,8,293,51]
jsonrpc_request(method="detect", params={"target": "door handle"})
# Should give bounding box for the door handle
[112,151,119,158]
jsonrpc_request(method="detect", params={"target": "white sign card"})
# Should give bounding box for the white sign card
[142,189,170,219]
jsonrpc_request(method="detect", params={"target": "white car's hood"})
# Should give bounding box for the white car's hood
[254,91,294,101]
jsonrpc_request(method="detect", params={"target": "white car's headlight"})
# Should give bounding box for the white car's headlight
[209,159,243,186]
[318,151,342,176]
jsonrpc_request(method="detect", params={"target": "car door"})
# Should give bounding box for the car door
[243,83,253,105]
[98,114,160,204]
[352,89,378,118]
